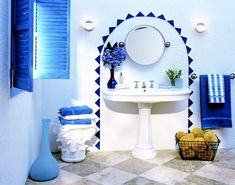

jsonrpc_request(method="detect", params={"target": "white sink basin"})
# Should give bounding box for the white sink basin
[102,87,191,160]
[102,87,191,103]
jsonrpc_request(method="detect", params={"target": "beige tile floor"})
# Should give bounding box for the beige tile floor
[26,149,235,185]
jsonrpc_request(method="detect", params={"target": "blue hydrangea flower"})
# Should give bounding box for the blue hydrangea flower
[102,47,126,68]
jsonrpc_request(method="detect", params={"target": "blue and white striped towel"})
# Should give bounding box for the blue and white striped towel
[207,74,225,103]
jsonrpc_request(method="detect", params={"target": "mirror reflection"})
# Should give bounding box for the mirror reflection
[125,25,166,65]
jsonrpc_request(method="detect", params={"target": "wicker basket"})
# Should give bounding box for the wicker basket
[175,135,220,161]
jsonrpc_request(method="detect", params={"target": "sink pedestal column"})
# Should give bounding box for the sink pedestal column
[132,103,156,160]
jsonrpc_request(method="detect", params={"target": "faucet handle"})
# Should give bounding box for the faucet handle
[133,81,139,88]
[142,81,146,88]
[149,80,154,88]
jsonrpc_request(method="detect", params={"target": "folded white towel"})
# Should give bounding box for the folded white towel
[207,74,225,103]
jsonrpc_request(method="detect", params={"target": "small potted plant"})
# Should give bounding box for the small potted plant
[166,69,182,87]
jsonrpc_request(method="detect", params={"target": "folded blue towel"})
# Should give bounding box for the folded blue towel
[207,74,225,103]
[58,105,93,116]
[200,75,232,129]
[59,118,92,125]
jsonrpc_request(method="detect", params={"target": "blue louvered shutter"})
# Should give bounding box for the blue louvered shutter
[12,0,34,92]
[34,0,70,79]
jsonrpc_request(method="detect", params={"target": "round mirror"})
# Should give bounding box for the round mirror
[125,25,165,65]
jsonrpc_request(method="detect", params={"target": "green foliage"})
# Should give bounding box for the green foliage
[165,69,182,86]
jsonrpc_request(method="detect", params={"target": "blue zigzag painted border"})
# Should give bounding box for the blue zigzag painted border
[95,12,194,149]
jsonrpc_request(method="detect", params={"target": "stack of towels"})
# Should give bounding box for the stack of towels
[58,105,94,125]
[56,105,96,162]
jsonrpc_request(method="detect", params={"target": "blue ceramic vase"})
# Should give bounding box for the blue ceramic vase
[29,119,59,181]
[107,67,117,89]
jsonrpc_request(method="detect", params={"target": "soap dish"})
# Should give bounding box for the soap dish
[158,84,172,89]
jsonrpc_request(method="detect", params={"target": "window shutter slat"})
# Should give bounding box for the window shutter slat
[34,0,70,79]
[12,0,33,92]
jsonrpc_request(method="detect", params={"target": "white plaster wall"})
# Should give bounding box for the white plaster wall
[43,0,235,151]
[0,1,43,185]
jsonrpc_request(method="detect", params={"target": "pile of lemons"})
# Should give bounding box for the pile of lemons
[176,128,219,160]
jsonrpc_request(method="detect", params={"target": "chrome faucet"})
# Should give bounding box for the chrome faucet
[149,80,154,88]
[142,82,146,88]
[134,81,139,88]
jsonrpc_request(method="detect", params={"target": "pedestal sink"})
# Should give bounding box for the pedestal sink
[102,87,191,160]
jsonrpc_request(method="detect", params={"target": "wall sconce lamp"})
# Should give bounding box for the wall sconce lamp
[195,22,207,33]
[82,20,96,31]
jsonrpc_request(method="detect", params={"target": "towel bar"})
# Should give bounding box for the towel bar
[191,73,235,80]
